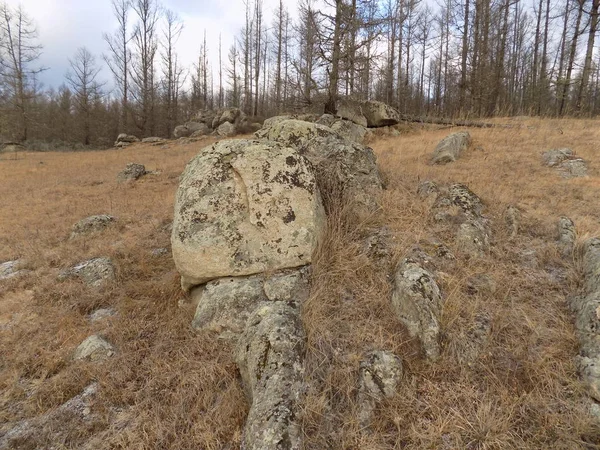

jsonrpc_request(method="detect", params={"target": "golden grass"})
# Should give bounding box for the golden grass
[1,119,600,448]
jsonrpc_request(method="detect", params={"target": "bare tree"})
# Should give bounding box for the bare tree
[160,9,184,136]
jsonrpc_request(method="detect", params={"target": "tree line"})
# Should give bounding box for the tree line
[0,0,599,147]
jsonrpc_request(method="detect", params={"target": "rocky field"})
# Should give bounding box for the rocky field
[2,117,600,449]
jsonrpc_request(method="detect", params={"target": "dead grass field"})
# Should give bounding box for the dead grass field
[1,118,600,449]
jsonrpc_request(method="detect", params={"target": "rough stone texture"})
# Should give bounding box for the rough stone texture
[0,383,98,450]
[256,119,383,211]
[189,123,210,137]
[558,158,588,178]
[558,216,576,257]
[330,119,369,144]
[542,148,574,167]
[573,238,600,404]
[71,215,115,238]
[316,114,337,128]
[191,267,310,339]
[73,335,114,361]
[172,139,325,290]
[117,163,146,182]
[336,98,368,127]
[114,141,131,148]
[114,134,139,146]
[447,183,484,217]
[235,303,305,450]
[88,308,117,322]
[60,258,116,288]
[357,351,403,427]
[431,131,471,165]
[216,121,236,137]
[392,258,443,361]
[361,100,401,127]
[456,220,490,257]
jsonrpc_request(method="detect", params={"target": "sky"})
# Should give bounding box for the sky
[4,0,297,92]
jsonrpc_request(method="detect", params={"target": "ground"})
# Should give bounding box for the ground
[1,119,600,449]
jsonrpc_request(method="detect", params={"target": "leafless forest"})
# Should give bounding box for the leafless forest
[0,0,599,147]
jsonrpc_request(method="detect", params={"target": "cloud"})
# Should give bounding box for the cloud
[4,0,300,90]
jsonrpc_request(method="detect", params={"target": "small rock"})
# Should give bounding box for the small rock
[70,215,115,239]
[456,220,490,257]
[150,248,169,257]
[466,274,497,296]
[558,158,588,178]
[88,308,117,322]
[431,131,471,165]
[60,257,116,288]
[0,259,26,281]
[558,216,576,257]
[357,350,403,427]
[417,180,439,198]
[117,163,146,182]
[73,335,114,361]
[141,137,166,143]
[504,205,520,239]
[542,148,574,167]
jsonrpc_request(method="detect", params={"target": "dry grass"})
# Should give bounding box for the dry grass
[1,119,600,448]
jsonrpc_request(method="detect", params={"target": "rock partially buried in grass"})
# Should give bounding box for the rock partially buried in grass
[431,131,472,165]
[59,257,115,288]
[357,350,403,427]
[114,133,139,147]
[117,163,146,182]
[392,258,443,361]
[74,335,114,361]
[235,303,305,450]
[0,259,29,281]
[70,215,115,239]
[542,148,574,167]
[558,216,576,257]
[172,139,325,290]
[558,158,588,178]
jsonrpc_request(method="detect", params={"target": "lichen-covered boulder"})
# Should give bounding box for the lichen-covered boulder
[216,121,236,137]
[392,258,443,361]
[172,139,325,290]
[558,216,576,257]
[70,215,115,239]
[255,119,383,211]
[361,100,400,127]
[336,98,368,127]
[114,133,139,146]
[456,220,490,257]
[431,131,471,165]
[357,351,403,426]
[235,303,305,450]
[558,158,588,178]
[191,267,311,339]
[447,183,484,217]
[330,119,370,144]
[174,122,205,138]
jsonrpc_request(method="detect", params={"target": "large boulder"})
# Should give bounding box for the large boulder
[336,98,368,127]
[391,258,443,361]
[171,139,325,290]
[330,119,370,144]
[216,121,236,137]
[255,119,383,210]
[431,131,472,165]
[235,303,305,450]
[190,267,310,339]
[361,100,400,127]
[114,133,139,146]
[174,122,205,138]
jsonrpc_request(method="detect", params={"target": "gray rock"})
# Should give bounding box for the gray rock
[583,238,600,294]
[114,141,130,148]
[361,100,401,127]
[70,215,115,238]
[417,180,439,199]
[88,308,117,322]
[357,350,403,427]
[174,121,206,138]
[558,216,576,257]
[392,258,443,361]
[431,131,471,165]
[60,257,116,288]
[172,139,325,290]
[190,124,211,137]
[504,205,520,239]
[336,98,368,127]
[316,114,337,128]
[191,267,310,339]
[330,119,369,144]
[114,133,139,146]
[558,158,588,178]
[0,259,27,281]
[150,247,169,257]
[117,163,146,182]
[235,303,305,450]
[456,220,490,257]
[73,335,114,361]
[216,121,236,137]
[542,148,574,167]
[141,137,166,143]
[447,183,484,217]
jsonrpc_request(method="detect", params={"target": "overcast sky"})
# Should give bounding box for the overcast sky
[5,0,297,92]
